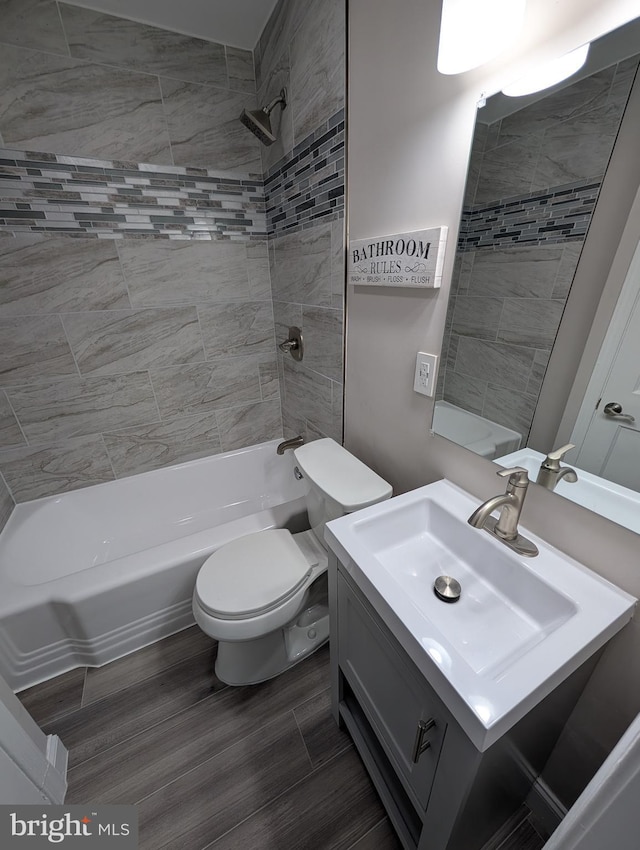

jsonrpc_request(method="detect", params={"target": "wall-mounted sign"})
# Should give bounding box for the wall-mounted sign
[348,226,448,288]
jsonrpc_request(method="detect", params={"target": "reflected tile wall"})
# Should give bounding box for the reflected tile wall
[440,54,639,443]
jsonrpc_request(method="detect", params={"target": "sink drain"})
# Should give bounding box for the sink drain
[434,575,461,603]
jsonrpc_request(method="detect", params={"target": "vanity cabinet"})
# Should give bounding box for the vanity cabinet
[330,558,597,850]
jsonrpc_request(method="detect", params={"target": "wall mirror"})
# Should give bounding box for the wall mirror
[432,15,640,533]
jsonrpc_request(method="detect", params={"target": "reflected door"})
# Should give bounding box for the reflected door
[575,246,640,490]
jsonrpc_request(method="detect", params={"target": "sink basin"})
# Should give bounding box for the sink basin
[496,448,640,535]
[325,479,636,750]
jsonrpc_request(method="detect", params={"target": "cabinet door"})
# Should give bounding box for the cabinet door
[338,574,446,810]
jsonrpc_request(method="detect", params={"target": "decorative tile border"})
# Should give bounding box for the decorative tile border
[0,150,266,240]
[458,178,601,251]
[264,109,345,237]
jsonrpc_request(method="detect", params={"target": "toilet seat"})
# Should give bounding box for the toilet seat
[195,529,316,619]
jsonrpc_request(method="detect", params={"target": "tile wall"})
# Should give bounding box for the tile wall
[0,0,279,510]
[0,0,346,520]
[257,0,346,443]
[438,55,639,441]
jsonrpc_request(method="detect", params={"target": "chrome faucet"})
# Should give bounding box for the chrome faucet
[536,443,578,492]
[276,435,304,455]
[467,467,539,557]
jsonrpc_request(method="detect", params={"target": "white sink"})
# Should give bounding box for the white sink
[496,448,640,535]
[325,479,636,750]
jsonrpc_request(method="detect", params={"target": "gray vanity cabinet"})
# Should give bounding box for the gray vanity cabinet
[330,555,598,850]
[337,571,447,812]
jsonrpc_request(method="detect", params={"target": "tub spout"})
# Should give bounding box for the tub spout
[277,435,304,455]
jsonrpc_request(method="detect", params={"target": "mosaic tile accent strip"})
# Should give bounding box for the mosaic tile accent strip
[264,109,345,237]
[0,150,266,240]
[458,178,601,252]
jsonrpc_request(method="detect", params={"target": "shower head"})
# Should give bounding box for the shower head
[239,88,287,146]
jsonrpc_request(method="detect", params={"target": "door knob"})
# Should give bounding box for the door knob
[603,402,635,423]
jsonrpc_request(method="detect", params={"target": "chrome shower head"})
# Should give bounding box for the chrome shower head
[239,88,287,146]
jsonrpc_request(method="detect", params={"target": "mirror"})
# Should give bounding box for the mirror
[433,16,640,531]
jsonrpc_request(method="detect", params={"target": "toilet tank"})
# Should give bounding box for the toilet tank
[293,438,392,546]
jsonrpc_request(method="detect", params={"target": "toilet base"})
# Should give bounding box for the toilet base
[214,602,329,686]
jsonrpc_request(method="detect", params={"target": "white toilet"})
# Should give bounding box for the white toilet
[192,438,392,685]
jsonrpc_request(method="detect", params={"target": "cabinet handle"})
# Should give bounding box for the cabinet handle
[412,718,436,763]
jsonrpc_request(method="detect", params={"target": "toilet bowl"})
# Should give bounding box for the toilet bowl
[192,438,392,685]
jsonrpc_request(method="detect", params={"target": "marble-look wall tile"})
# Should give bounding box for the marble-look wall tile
[497,66,615,146]
[526,349,551,397]
[198,302,275,359]
[160,78,262,172]
[473,138,540,204]
[331,381,343,443]
[61,307,205,376]
[483,384,538,440]
[469,246,563,299]
[258,356,281,400]
[552,242,584,300]
[257,51,294,173]
[282,359,333,436]
[289,0,344,142]
[256,0,306,91]
[0,0,68,54]
[0,315,78,385]
[273,300,303,348]
[331,219,345,309]
[442,371,487,416]
[454,337,535,394]
[532,101,620,190]
[451,296,502,340]
[149,360,262,420]
[301,306,343,382]
[246,241,273,300]
[60,4,228,87]
[0,435,115,502]
[0,390,25,448]
[103,413,222,478]
[497,298,565,348]
[0,45,172,162]
[226,47,256,93]
[117,240,251,307]
[0,474,14,531]
[271,224,332,306]
[0,236,131,317]
[215,399,282,452]
[6,372,159,443]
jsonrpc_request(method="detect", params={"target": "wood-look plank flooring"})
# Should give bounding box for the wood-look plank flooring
[18,627,545,850]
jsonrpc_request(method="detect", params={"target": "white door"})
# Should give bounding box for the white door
[573,240,640,490]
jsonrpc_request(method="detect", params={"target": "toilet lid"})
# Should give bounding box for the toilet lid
[195,529,315,618]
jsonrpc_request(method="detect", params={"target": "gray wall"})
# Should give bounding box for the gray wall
[257,0,346,444]
[0,0,281,510]
[347,0,640,814]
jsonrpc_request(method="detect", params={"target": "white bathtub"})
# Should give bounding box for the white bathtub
[0,440,309,692]
[432,401,521,459]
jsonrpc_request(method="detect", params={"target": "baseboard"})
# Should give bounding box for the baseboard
[526,777,568,838]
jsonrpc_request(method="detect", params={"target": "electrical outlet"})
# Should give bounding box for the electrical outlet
[413,352,438,397]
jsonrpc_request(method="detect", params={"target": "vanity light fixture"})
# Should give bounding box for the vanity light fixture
[501,43,590,96]
[437,0,527,75]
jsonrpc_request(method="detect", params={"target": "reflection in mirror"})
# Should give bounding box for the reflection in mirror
[433,17,640,531]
